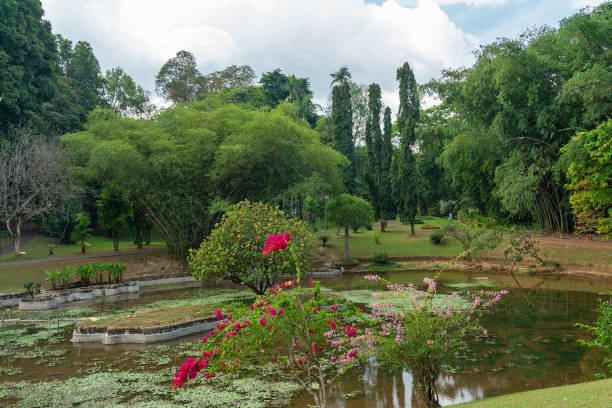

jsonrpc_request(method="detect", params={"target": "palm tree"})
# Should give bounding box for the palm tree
[330,66,352,87]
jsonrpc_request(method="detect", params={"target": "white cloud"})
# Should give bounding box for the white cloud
[430,0,509,5]
[41,0,478,114]
[570,0,606,8]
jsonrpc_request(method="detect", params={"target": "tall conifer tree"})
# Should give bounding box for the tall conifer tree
[392,62,420,234]
[365,83,385,231]
[331,71,355,193]
[380,107,395,229]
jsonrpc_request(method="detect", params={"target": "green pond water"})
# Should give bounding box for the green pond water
[0,271,610,407]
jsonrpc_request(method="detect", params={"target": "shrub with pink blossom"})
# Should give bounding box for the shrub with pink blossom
[174,234,372,408]
[365,274,508,408]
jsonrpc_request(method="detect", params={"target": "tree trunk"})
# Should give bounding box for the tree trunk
[410,219,415,235]
[113,229,119,251]
[380,219,386,233]
[81,243,86,253]
[343,226,351,261]
[11,219,23,256]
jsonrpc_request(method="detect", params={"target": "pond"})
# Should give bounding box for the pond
[0,270,610,407]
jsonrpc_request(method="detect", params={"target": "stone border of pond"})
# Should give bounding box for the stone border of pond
[2,274,198,310]
[71,316,219,344]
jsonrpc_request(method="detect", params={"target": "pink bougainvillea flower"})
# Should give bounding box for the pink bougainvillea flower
[215,309,223,319]
[331,305,338,311]
[328,321,336,329]
[259,318,266,327]
[308,278,314,285]
[427,340,434,345]
[202,336,208,343]
[331,356,337,362]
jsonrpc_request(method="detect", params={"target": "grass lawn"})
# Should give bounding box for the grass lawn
[320,217,462,259]
[80,304,217,328]
[458,379,612,407]
[319,216,612,265]
[0,234,165,262]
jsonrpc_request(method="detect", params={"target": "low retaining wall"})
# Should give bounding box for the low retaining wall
[71,317,218,344]
[7,274,197,311]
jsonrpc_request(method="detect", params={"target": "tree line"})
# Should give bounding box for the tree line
[0,0,610,259]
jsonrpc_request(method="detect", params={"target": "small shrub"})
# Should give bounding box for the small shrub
[44,269,62,290]
[429,231,444,245]
[372,251,390,265]
[319,236,328,247]
[23,281,41,297]
[107,262,126,284]
[439,200,458,217]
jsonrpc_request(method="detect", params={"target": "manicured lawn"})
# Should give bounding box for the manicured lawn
[457,379,612,407]
[320,217,462,259]
[320,216,612,265]
[0,234,165,262]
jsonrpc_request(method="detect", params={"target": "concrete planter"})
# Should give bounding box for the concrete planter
[54,290,71,304]
[104,284,124,296]
[71,288,96,301]
[126,283,139,293]
[0,293,25,308]
[93,287,105,297]
[19,296,57,310]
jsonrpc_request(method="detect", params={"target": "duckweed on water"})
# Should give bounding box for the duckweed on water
[0,369,301,408]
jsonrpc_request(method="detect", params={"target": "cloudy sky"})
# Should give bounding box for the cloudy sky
[41,0,605,111]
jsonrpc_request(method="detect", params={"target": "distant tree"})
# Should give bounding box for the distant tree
[97,183,131,251]
[155,50,202,103]
[326,194,373,261]
[67,41,104,117]
[103,67,154,117]
[392,62,420,234]
[260,68,289,107]
[380,107,395,224]
[71,212,93,254]
[364,83,386,231]
[331,74,355,193]
[199,64,256,94]
[350,83,369,145]
[330,66,352,86]
[0,131,71,255]
[0,0,57,137]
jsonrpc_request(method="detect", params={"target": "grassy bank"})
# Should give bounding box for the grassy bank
[457,379,612,407]
[319,216,612,265]
[0,234,165,262]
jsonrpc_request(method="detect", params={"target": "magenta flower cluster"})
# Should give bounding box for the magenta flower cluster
[261,232,291,255]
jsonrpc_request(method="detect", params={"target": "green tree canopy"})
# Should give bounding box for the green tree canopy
[0,0,57,137]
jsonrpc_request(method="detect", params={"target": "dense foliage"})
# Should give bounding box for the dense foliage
[62,101,343,260]
[423,3,612,232]
[560,120,612,236]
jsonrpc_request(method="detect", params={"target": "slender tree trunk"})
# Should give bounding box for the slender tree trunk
[113,229,119,251]
[410,217,415,235]
[380,218,386,233]
[343,226,351,261]
[81,243,86,253]
[10,219,23,256]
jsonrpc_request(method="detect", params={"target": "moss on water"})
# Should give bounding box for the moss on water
[0,369,301,408]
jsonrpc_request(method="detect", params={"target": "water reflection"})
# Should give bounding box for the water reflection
[292,271,608,407]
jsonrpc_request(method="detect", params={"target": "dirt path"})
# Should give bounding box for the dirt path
[0,247,166,267]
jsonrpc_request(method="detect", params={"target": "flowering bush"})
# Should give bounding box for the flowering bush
[364,274,507,408]
[189,201,311,295]
[174,234,371,407]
